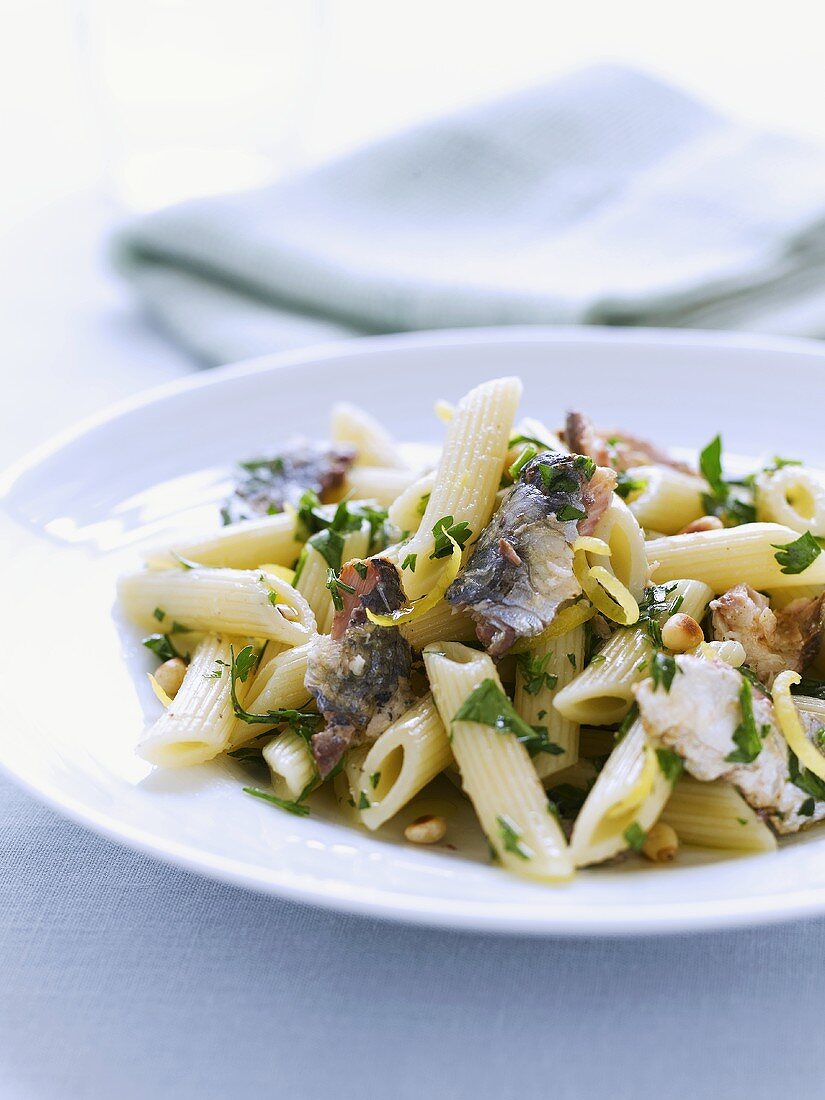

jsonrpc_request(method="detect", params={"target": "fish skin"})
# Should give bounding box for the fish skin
[222,440,355,525]
[445,452,615,656]
[306,557,415,777]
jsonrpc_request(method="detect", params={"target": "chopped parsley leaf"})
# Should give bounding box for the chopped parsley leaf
[153,607,166,622]
[788,748,825,803]
[557,504,586,522]
[650,652,680,693]
[353,561,368,580]
[243,786,310,817]
[566,652,577,669]
[623,822,647,851]
[401,552,418,573]
[699,434,756,526]
[325,568,356,612]
[496,815,533,860]
[453,678,563,757]
[430,515,472,560]
[515,652,558,696]
[771,531,823,575]
[615,471,648,501]
[358,792,370,810]
[369,771,381,790]
[655,748,684,783]
[143,633,183,663]
[416,492,431,518]
[508,444,538,482]
[615,703,639,743]
[725,678,768,763]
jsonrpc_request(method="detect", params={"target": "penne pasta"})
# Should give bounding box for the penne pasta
[625,465,706,534]
[554,579,713,725]
[660,775,776,852]
[330,401,408,469]
[399,377,521,597]
[263,729,318,801]
[144,512,303,570]
[646,523,825,592]
[119,566,316,644]
[139,634,247,766]
[570,720,674,867]
[514,624,585,780]
[358,695,453,830]
[424,642,572,881]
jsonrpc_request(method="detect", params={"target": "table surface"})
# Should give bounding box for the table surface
[1,194,823,1100]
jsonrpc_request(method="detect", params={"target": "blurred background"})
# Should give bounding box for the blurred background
[3,0,825,459]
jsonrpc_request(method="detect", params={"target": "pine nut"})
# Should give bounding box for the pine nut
[662,613,704,653]
[154,657,187,699]
[641,822,679,863]
[680,515,724,534]
[404,814,447,844]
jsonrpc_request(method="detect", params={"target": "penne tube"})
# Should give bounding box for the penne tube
[144,512,303,570]
[424,642,572,881]
[387,471,436,534]
[330,401,408,469]
[399,377,521,598]
[139,634,247,766]
[338,466,418,507]
[626,465,706,535]
[570,720,674,867]
[756,466,825,536]
[514,624,585,780]
[399,599,478,650]
[357,694,453,830]
[646,523,825,592]
[263,729,318,801]
[554,579,713,725]
[295,521,371,633]
[227,640,313,749]
[118,566,316,644]
[660,775,776,852]
[589,496,649,600]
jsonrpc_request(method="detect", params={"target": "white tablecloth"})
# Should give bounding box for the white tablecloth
[1,195,822,1100]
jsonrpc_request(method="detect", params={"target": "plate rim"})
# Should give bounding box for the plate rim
[5,323,825,936]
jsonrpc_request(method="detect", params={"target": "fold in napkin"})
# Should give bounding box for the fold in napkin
[114,65,825,365]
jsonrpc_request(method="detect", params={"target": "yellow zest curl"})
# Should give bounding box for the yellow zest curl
[366,535,461,626]
[572,549,640,626]
[606,742,656,819]
[572,536,611,557]
[773,670,825,781]
[148,673,173,707]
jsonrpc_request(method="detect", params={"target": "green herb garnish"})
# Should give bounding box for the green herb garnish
[430,515,472,560]
[771,531,823,575]
[515,653,558,696]
[243,786,310,817]
[650,652,680,693]
[623,822,647,851]
[655,748,684,783]
[496,815,533,860]
[725,678,769,763]
[453,678,563,757]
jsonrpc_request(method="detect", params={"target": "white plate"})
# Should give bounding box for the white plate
[3,325,825,936]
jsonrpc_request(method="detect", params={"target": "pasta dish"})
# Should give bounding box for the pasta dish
[117,377,825,882]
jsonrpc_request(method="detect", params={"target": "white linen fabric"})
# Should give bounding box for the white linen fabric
[116,65,825,364]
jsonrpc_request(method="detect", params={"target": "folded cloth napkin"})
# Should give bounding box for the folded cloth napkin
[114,64,825,365]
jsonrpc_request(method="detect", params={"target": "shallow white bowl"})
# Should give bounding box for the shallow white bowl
[3,325,825,936]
